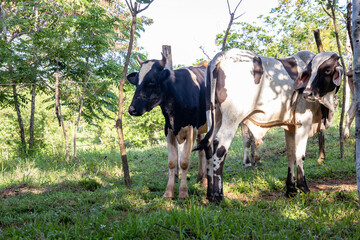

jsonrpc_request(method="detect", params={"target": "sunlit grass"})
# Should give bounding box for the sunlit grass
[0,124,359,239]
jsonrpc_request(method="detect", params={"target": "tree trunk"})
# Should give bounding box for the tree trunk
[313,29,326,164]
[55,72,69,161]
[351,0,360,203]
[74,54,90,159]
[28,84,36,153]
[328,0,347,161]
[12,80,27,154]
[116,7,138,188]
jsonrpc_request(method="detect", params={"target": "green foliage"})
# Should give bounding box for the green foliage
[0,0,159,153]
[216,0,346,58]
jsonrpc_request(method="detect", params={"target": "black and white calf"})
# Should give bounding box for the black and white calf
[127,54,207,198]
[195,49,342,202]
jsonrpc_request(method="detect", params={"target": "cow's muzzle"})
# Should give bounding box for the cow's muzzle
[302,88,316,102]
[128,105,140,116]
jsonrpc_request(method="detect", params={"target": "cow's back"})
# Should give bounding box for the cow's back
[164,65,206,135]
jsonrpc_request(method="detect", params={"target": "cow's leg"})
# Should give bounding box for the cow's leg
[210,118,240,202]
[241,124,252,167]
[196,133,207,188]
[252,139,261,166]
[294,130,310,194]
[163,131,178,199]
[344,101,355,139]
[284,130,297,197]
[178,127,194,198]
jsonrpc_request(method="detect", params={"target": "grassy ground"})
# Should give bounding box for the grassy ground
[0,125,359,239]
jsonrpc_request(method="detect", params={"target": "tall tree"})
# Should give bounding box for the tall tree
[352,0,360,203]
[322,0,348,161]
[116,0,153,187]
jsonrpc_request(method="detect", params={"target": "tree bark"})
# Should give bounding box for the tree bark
[351,0,360,203]
[162,45,173,70]
[12,81,27,154]
[116,4,138,188]
[74,53,90,159]
[28,84,36,153]
[328,0,348,161]
[55,72,69,161]
[313,29,326,164]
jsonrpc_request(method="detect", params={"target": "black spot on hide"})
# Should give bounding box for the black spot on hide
[216,146,226,158]
[252,56,264,84]
[277,57,298,81]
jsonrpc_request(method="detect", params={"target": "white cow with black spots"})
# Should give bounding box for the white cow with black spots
[194,49,343,202]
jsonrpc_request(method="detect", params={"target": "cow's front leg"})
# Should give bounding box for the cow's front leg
[163,131,178,199]
[178,127,194,198]
[295,129,310,193]
[285,130,297,197]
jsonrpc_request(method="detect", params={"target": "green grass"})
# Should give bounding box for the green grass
[0,125,359,239]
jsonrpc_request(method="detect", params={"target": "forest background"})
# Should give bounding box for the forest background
[1,0,359,238]
[0,0,350,158]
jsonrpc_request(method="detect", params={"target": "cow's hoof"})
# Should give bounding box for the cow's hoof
[201,178,208,188]
[179,191,189,199]
[207,192,223,204]
[163,191,174,199]
[243,163,252,168]
[285,188,298,198]
[298,186,310,194]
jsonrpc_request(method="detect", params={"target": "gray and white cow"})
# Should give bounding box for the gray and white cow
[127,54,207,199]
[195,49,342,202]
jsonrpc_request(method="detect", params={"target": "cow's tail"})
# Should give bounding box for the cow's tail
[193,52,224,152]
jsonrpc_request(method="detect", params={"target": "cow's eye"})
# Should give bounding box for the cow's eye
[324,67,332,75]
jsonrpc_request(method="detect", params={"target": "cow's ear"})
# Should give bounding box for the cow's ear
[332,66,343,86]
[294,70,310,90]
[159,69,170,81]
[127,72,138,85]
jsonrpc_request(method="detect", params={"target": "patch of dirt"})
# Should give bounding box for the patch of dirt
[307,177,357,192]
[0,184,48,199]
[225,178,358,202]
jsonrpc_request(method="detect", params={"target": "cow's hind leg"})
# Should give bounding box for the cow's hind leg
[241,124,252,167]
[196,134,207,188]
[163,131,178,199]
[210,118,241,203]
[344,101,355,139]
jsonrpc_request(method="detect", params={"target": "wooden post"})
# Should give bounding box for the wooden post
[162,45,173,70]
[313,29,326,164]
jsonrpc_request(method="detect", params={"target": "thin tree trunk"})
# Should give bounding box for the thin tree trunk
[116,10,136,188]
[12,80,27,154]
[222,13,234,51]
[74,54,90,159]
[28,83,36,152]
[351,0,360,203]
[313,29,326,164]
[328,0,348,161]
[55,72,69,161]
